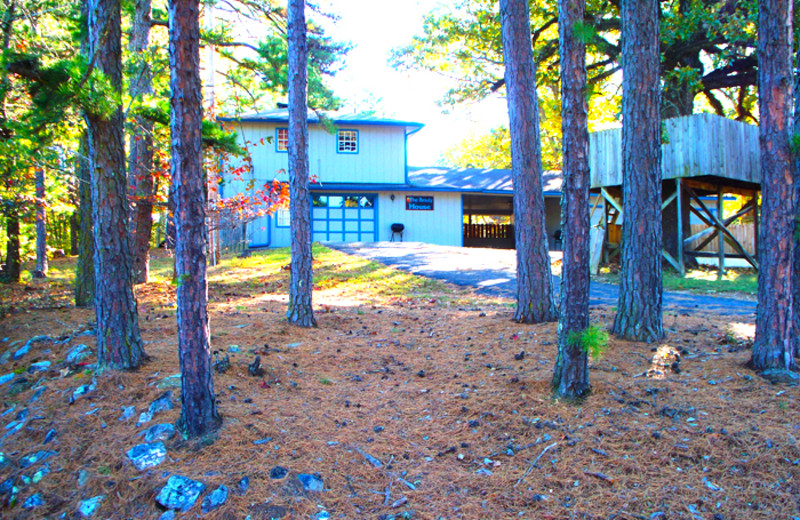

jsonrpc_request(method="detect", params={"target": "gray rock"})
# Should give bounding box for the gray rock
[149,391,174,415]
[155,475,206,512]
[22,492,44,509]
[21,462,50,484]
[19,450,57,468]
[29,387,45,403]
[0,452,8,469]
[66,344,92,365]
[201,485,228,513]
[71,380,97,403]
[77,469,89,487]
[28,361,50,373]
[227,345,241,353]
[236,476,250,495]
[158,511,176,520]
[126,442,166,471]
[77,495,104,517]
[144,423,176,443]
[296,473,324,492]
[0,373,14,385]
[137,411,153,426]
[43,429,57,445]
[156,374,181,390]
[269,466,289,479]
[13,344,30,361]
[119,406,135,421]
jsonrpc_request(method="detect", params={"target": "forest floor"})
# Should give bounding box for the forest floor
[0,246,797,520]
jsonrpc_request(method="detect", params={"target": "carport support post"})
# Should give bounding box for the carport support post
[676,179,684,276]
[717,185,725,278]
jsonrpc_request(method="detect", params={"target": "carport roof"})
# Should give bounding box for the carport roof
[408,166,563,195]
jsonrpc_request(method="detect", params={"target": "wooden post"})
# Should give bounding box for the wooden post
[676,178,684,276]
[717,185,725,278]
[753,189,759,261]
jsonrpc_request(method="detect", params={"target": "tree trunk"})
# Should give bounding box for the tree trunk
[612,0,664,343]
[553,0,590,399]
[2,209,19,283]
[75,132,94,307]
[33,168,47,278]
[793,24,800,360]
[499,0,557,324]
[752,0,795,370]
[129,0,154,285]
[69,209,79,256]
[85,0,145,368]
[286,0,317,327]
[170,0,221,437]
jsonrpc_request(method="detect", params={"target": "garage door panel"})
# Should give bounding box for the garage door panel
[329,220,343,232]
[311,193,376,244]
[345,233,359,241]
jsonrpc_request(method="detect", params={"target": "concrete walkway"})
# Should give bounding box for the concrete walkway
[329,242,756,318]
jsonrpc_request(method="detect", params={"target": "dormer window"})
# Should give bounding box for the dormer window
[276,128,288,152]
[337,129,358,154]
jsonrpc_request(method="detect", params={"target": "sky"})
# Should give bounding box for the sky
[313,0,509,166]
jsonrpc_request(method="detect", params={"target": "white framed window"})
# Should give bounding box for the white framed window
[276,128,289,152]
[275,208,290,227]
[337,129,358,154]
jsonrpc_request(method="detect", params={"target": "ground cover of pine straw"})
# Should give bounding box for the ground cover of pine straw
[0,249,797,520]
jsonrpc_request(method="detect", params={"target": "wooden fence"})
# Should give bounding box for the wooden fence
[687,224,755,255]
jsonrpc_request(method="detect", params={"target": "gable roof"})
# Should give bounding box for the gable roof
[408,166,562,195]
[219,108,424,132]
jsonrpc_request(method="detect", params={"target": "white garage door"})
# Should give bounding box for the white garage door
[311,194,377,243]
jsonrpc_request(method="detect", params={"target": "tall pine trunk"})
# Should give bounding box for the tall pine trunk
[75,132,94,307]
[2,208,19,283]
[85,0,145,368]
[553,0,590,399]
[612,0,664,343]
[498,0,557,324]
[170,0,221,437]
[752,0,795,370]
[286,0,316,327]
[33,168,47,278]
[129,0,155,284]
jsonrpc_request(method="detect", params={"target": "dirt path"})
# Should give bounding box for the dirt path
[329,242,756,318]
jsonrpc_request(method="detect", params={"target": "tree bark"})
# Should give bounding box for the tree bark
[752,0,795,370]
[611,0,664,343]
[85,0,145,368]
[75,132,94,307]
[69,209,79,256]
[129,0,155,285]
[553,0,590,399]
[2,209,19,283]
[169,0,221,437]
[286,0,316,327]
[499,0,557,324]
[33,168,47,278]
[793,23,800,360]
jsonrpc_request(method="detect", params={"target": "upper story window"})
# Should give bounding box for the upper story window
[276,128,288,152]
[337,129,358,154]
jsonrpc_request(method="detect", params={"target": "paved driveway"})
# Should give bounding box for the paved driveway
[329,242,756,318]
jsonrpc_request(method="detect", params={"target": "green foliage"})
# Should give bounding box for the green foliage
[569,325,609,359]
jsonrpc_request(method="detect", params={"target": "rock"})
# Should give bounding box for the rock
[158,511,176,520]
[248,356,265,377]
[66,344,92,365]
[0,373,14,385]
[71,380,97,403]
[20,462,50,484]
[144,423,176,443]
[269,466,289,480]
[227,345,241,353]
[315,512,330,520]
[119,406,135,421]
[236,476,250,495]
[201,485,228,513]
[19,450,57,468]
[647,345,681,378]
[13,344,30,361]
[23,492,44,509]
[77,495,104,517]
[137,411,153,426]
[29,387,45,403]
[0,452,8,470]
[126,442,167,471]
[0,477,17,506]
[155,475,206,512]
[296,473,324,492]
[213,353,230,374]
[77,470,89,487]
[156,374,181,390]
[28,361,50,373]
[43,429,57,445]
[759,369,800,385]
[149,391,174,415]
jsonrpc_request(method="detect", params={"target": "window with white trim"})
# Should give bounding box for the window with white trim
[337,130,358,153]
[275,208,290,227]
[276,128,288,152]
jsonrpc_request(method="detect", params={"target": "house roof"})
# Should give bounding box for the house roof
[407,166,563,195]
[218,108,424,132]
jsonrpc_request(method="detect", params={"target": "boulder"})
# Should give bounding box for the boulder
[126,442,167,471]
[155,475,206,512]
[77,495,104,517]
[201,485,228,513]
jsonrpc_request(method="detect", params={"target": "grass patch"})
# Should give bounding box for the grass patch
[594,266,757,296]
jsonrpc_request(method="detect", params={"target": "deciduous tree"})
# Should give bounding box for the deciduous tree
[552,0,590,398]
[752,0,794,370]
[611,0,663,343]
[170,0,221,436]
[499,0,557,324]
[286,0,316,327]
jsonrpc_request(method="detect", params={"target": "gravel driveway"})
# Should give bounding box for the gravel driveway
[328,242,756,318]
